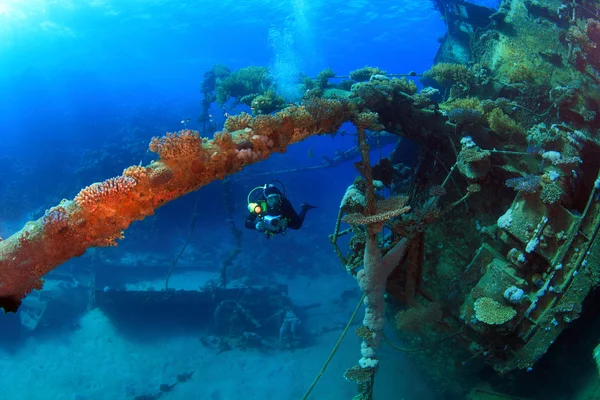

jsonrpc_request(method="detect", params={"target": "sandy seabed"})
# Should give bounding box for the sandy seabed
[0,273,435,400]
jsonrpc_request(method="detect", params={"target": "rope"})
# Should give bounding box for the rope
[301,292,366,400]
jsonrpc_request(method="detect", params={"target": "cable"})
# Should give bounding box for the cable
[301,292,366,400]
[164,193,200,291]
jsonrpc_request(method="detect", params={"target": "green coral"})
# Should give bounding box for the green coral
[201,64,231,93]
[215,66,271,104]
[349,66,387,82]
[250,90,286,115]
[442,96,483,112]
[210,64,231,79]
[423,62,475,88]
[316,68,336,89]
[504,63,536,84]
[239,93,260,107]
[323,88,353,100]
[351,77,417,109]
[302,68,336,96]
[487,108,525,138]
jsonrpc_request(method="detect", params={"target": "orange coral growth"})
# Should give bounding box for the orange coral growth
[149,129,204,160]
[96,231,125,247]
[213,130,236,151]
[123,165,150,183]
[224,112,253,132]
[74,176,138,210]
[0,99,354,312]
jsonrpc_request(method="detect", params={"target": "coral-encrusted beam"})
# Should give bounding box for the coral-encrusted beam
[0,99,352,312]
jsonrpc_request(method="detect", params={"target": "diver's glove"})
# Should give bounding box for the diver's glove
[255,221,266,231]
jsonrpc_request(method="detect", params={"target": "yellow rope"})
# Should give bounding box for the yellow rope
[301,292,366,400]
[301,290,463,400]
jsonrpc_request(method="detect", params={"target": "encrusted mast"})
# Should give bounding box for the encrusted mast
[0,99,352,312]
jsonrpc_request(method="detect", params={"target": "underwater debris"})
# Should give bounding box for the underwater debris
[318,1,600,397]
[279,310,302,348]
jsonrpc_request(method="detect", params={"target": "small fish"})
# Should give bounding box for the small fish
[138,159,143,166]
[181,118,190,124]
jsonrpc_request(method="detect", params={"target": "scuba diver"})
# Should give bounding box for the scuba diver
[245,181,317,237]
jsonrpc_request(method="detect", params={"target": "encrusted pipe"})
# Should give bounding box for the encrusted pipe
[0,100,352,311]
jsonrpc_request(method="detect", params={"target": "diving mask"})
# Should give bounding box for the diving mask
[266,193,282,209]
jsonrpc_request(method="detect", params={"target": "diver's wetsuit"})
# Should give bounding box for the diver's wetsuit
[244,196,308,232]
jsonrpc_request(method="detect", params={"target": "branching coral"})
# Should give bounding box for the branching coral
[343,196,410,229]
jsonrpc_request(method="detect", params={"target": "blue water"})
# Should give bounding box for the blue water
[0,1,460,399]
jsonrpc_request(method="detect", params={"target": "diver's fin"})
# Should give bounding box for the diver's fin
[301,203,318,210]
